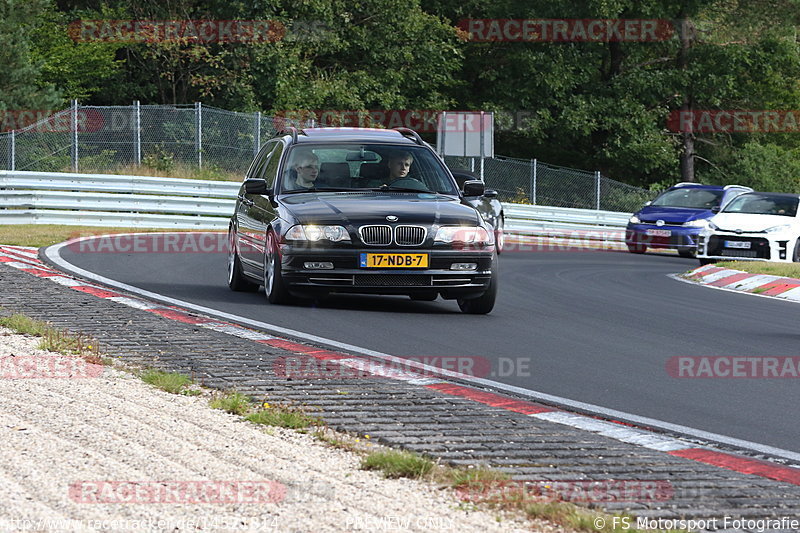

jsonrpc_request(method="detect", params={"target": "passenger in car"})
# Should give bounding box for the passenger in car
[286,152,320,189]
[386,151,414,183]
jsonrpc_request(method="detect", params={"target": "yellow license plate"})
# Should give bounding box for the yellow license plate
[359,253,429,268]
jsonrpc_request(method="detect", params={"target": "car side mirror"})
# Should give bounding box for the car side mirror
[711,206,720,213]
[484,189,498,199]
[463,180,485,197]
[244,178,271,195]
[644,201,652,207]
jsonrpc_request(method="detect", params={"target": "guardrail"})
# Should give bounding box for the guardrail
[0,171,634,235]
[0,171,239,229]
[503,203,630,243]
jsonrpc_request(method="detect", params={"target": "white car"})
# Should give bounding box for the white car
[697,192,800,264]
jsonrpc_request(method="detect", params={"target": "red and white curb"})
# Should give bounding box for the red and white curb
[2,244,800,487]
[680,264,800,301]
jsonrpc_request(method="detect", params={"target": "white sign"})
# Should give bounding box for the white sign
[436,112,494,158]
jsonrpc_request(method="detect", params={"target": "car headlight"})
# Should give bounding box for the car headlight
[765,224,792,234]
[435,226,493,245]
[628,215,640,224]
[685,219,708,228]
[285,225,351,242]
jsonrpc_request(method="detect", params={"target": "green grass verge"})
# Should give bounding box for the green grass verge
[0,225,205,248]
[209,391,252,415]
[0,313,103,363]
[140,369,193,394]
[245,406,320,429]
[717,260,800,278]
[361,449,436,479]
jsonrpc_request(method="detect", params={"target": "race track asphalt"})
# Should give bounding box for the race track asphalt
[56,238,799,454]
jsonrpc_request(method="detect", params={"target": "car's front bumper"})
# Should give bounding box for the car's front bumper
[279,245,495,298]
[697,232,796,262]
[626,224,703,251]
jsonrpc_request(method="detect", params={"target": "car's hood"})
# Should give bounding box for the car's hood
[280,192,480,227]
[637,205,712,223]
[711,213,798,232]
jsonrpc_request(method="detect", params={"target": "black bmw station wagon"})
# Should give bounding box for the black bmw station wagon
[227,127,498,314]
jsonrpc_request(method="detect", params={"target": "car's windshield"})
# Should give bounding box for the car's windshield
[280,144,459,195]
[651,188,723,208]
[722,193,799,216]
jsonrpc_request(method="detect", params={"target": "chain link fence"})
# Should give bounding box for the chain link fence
[0,102,649,211]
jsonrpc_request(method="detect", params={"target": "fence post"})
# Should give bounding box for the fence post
[254,111,261,156]
[195,102,202,168]
[595,170,601,210]
[530,158,537,205]
[71,99,79,172]
[10,130,15,171]
[134,101,141,166]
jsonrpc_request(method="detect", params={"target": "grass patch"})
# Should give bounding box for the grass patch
[444,466,510,487]
[99,163,240,182]
[140,369,193,394]
[0,225,196,248]
[717,260,800,278]
[209,391,252,415]
[245,403,320,429]
[0,314,51,336]
[361,449,436,479]
[0,313,103,363]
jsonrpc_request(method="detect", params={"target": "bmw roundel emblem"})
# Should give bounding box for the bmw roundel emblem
[386,215,398,222]
[656,220,665,226]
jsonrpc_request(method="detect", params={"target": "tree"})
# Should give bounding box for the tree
[0,0,62,111]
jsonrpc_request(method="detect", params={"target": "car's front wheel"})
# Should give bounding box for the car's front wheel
[495,216,505,255]
[264,231,292,304]
[793,239,800,262]
[457,271,498,315]
[228,228,259,292]
[678,248,696,258]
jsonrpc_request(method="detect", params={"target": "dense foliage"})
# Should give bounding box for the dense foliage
[4,0,800,191]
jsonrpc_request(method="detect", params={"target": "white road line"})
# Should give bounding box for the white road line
[44,238,800,463]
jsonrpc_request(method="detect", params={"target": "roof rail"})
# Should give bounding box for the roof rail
[724,184,753,190]
[393,127,424,146]
[280,127,298,144]
[673,182,702,187]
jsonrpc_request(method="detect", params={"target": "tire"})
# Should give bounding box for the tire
[227,229,259,292]
[698,258,716,266]
[626,242,646,254]
[458,269,498,315]
[264,231,292,304]
[678,248,696,259]
[793,239,800,262]
[495,216,505,255]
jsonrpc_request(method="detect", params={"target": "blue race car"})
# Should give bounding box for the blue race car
[626,183,752,257]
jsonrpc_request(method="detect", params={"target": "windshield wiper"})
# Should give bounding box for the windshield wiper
[371,185,433,193]
[283,187,363,193]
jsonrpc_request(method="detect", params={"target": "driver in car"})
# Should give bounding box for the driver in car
[287,152,320,190]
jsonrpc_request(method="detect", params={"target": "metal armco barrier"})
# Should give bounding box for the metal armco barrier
[503,203,630,242]
[0,171,634,234]
[0,171,239,229]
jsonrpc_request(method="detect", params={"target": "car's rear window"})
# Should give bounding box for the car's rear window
[280,144,458,195]
[722,194,799,217]
[651,188,723,209]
